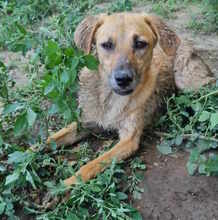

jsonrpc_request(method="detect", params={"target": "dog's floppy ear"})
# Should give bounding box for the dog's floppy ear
[144,15,181,56]
[74,15,103,54]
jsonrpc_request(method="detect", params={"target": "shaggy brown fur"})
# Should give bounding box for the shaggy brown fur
[46,13,214,186]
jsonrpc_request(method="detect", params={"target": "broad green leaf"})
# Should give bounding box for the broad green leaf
[69,68,77,83]
[0,135,3,146]
[132,211,143,220]
[66,213,80,220]
[210,112,218,129]
[60,70,69,83]
[198,111,210,122]
[31,168,41,183]
[5,172,20,185]
[91,185,102,193]
[175,135,183,146]
[198,164,206,174]
[196,139,212,153]
[48,103,59,115]
[44,40,62,68]
[205,154,218,174]
[63,107,72,121]
[44,83,55,95]
[186,161,197,175]
[189,148,199,162]
[191,102,202,112]
[15,22,27,35]
[14,113,28,135]
[175,95,190,105]
[117,192,128,200]
[26,170,36,189]
[0,60,6,69]
[8,151,26,164]
[27,108,37,127]
[71,57,79,70]
[83,54,99,70]
[0,165,6,173]
[157,141,172,155]
[3,103,24,115]
[0,84,8,99]
[0,201,6,215]
[63,47,74,57]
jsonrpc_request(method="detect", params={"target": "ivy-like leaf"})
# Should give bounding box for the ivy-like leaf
[8,151,26,164]
[83,54,99,70]
[5,172,20,185]
[157,141,173,155]
[14,113,28,136]
[27,108,37,127]
[0,135,3,146]
[3,103,24,115]
[44,40,62,68]
[26,170,36,189]
[186,161,197,175]
[210,112,218,129]
[198,110,210,122]
[0,201,6,215]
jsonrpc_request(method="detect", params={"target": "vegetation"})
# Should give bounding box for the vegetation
[188,0,218,33]
[150,0,218,32]
[157,84,218,175]
[150,0,187,18]
[0,0,217,219]
[0,0,146,219]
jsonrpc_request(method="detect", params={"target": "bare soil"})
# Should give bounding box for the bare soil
[0,51,29,87]
[133,140,218,220]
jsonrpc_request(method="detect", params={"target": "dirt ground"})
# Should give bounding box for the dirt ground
[1,2,218,220]
[133,140,218,220]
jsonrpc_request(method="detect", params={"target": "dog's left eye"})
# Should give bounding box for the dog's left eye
[133,40,148,50]
[101,41,114,50]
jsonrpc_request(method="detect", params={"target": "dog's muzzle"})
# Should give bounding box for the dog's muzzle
[110,66,139,96]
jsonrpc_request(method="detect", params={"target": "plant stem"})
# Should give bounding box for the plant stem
[155,131,218,143]
[193,89,218,103]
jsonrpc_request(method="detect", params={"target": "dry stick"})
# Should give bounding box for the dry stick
[155,131,218,143]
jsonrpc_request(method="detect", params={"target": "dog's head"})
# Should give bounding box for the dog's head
[74,13,180,96]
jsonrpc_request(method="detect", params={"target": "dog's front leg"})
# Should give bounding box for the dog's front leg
[64,127,142,186]
[46,122,89,148]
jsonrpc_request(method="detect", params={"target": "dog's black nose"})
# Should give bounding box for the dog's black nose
[114,70,133,88]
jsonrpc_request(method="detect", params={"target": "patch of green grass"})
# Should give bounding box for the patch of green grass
[108,0,132,13]
[157,84,218,176]
[150,0,187,18]
[33,159,144,219]
[187,0,218,33]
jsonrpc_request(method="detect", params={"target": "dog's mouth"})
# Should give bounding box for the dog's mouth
[112,87,134,96]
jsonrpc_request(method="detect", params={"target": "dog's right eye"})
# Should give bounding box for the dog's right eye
[101,41,114,50]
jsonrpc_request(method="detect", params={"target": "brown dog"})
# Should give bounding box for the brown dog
[47,13,214,186]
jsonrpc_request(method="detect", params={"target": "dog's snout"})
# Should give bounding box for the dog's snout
[110,58,138,96]
[114,70,133,88]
